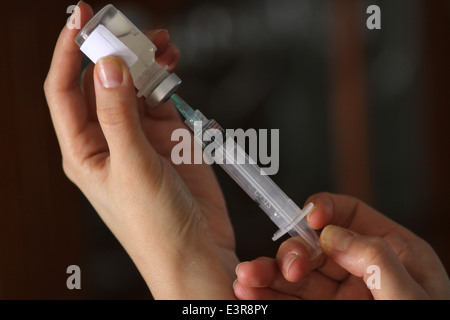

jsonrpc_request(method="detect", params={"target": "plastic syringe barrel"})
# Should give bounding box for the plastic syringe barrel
[187,114,322,259]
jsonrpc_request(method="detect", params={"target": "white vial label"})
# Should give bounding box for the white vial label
[80,24,138,68]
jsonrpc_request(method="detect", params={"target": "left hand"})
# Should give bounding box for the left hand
[44,2,238,299]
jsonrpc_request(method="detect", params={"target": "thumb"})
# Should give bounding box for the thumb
[93,56,155,164]
[320,225,428,299]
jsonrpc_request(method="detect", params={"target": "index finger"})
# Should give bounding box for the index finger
[44,2,94,148]
[305,192,398,237]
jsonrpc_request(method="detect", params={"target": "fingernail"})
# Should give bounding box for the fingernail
[321,225,354,252]
[283,252,299,278]
[305,202,316,224]
[232,279,238,289]
[235,262,242,275]
[97,57,124,89]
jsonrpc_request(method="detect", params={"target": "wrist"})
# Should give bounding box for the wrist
[117,222,238,299]
[137,241,239,299]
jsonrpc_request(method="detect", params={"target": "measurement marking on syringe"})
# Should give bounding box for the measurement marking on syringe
[255,191,272,210]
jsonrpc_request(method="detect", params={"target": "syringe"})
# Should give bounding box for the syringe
[75,3,322,259]
[170,94,322,259]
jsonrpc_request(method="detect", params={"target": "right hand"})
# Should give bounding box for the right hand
[234,192,450,299]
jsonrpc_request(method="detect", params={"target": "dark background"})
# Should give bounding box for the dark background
[0,0,449,299]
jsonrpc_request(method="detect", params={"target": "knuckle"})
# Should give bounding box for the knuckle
[43,76,51,94]
[62,157,78,183]
[97,102,129,126]
[362,236,393,266]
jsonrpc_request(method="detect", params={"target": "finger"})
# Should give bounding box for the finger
[304,192,398,237]
[236,256,338,300]
[321,225,429,299]
[44,2,94,150]
[276,238,312,283]
[233,281,299,300]
[81,63,97,121]
[156,44,180,72]
[141,29,181,118]
[144,29,170,54]
[93,56,159,167]
[304,195,334,230]
[277,235,348,282]
[275,236,348,298]
[235,258,278,288]
[143,29,180,72]
[302,193,420,284]
[45,2,93,92]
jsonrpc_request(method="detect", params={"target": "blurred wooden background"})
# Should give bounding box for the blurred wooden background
[0,0,448,299]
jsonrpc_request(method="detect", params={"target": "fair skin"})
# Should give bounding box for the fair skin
[234,193,450,300]
[44,2,238,299]
[44,2,449,299]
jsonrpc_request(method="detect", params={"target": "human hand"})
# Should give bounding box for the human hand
[44,2,238,299]
[234,192,450,299]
